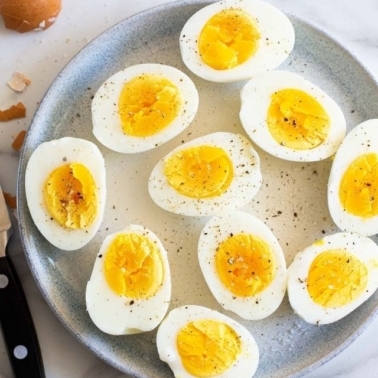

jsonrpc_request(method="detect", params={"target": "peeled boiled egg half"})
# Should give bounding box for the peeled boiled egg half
[198,211,287,320]
[86,225,171,335]
[148,132,262,216]
[92,63,199,153]
[287,232,378,325]
[240,70,346,161]
[328,119,378,236]
[157,305,259,378]
[179,0,295,82]
[25,137,106,251]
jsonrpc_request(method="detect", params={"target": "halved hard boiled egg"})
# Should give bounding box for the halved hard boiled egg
[179,0,295,82]
[25,137,106,251]
[240,70,346,161]
[288,232,378,325]
[198,211,287,320]
[148,132,262,216]
[86,225,171,335]
[157,305,259,378]
[92,63,199,153]
[328,119,378,236]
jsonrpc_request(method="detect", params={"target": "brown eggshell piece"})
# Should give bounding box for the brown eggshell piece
[2,191,17,209]
[0,102,26,121]
[7,72,31,92]
[12,129,27,151]
[0,0,62,33]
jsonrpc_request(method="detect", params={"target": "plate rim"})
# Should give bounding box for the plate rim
[17,1,378,377]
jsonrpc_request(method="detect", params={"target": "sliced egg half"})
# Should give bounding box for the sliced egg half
[85,224,171,335]
[92,63,199,153]
[328,119,378,236]
[157,305,259,378]
[148,132,262,216]
[179,0,295,82]
[288,232,378,325]
[198,211,287,320]
[25,137,106,251]
[240,70,346,161]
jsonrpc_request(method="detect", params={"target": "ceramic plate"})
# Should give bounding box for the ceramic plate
[17,1,378,377]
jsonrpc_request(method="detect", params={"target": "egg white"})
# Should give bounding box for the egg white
[24,137,106,251]
[180,0,295,83]
[85,224,171,335]
[239,70,346,161]
[157,305,259,378]
[287,232,378,325]
[148,132,262,216]
[198,211,287,320]
[92,63,199,153]
[328,119,378,236]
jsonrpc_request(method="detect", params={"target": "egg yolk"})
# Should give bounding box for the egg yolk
[118,74,182,137]
[307,250,368,308]
[198,9,260,70]
[176,319,241,377]
[339,152,378,218]
[104,233,164,299]
[164,145,233,198]
[215,233,276,297]
[267,89,330,150]
[44,163,97,230]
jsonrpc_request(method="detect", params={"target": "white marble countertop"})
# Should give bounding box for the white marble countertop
[1,0,378,377]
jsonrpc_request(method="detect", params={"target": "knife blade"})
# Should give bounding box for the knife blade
[0,186,45,378]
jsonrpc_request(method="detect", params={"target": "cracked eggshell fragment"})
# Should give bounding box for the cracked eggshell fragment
[0,0,62,33]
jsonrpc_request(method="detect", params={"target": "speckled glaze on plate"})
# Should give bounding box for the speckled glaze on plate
[17,1,378,377]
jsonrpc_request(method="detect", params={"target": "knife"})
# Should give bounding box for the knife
[0,186,45,378]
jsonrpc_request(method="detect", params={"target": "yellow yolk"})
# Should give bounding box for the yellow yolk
[314,239,325,246]
[307,250,368,308]
[339,152,378,218]
[267,89,331,150]
[164,145,233,198]
[198,9,260,70]
[118,74,182,137]
[176,319,241,377]
[104,233,164,299]
[215,233,276,297]
[44,163,97,229]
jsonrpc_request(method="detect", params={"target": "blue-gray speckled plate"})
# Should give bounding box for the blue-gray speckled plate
[17,1,378,377]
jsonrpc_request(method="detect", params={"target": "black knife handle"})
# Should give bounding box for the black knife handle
[0,255,45,378]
